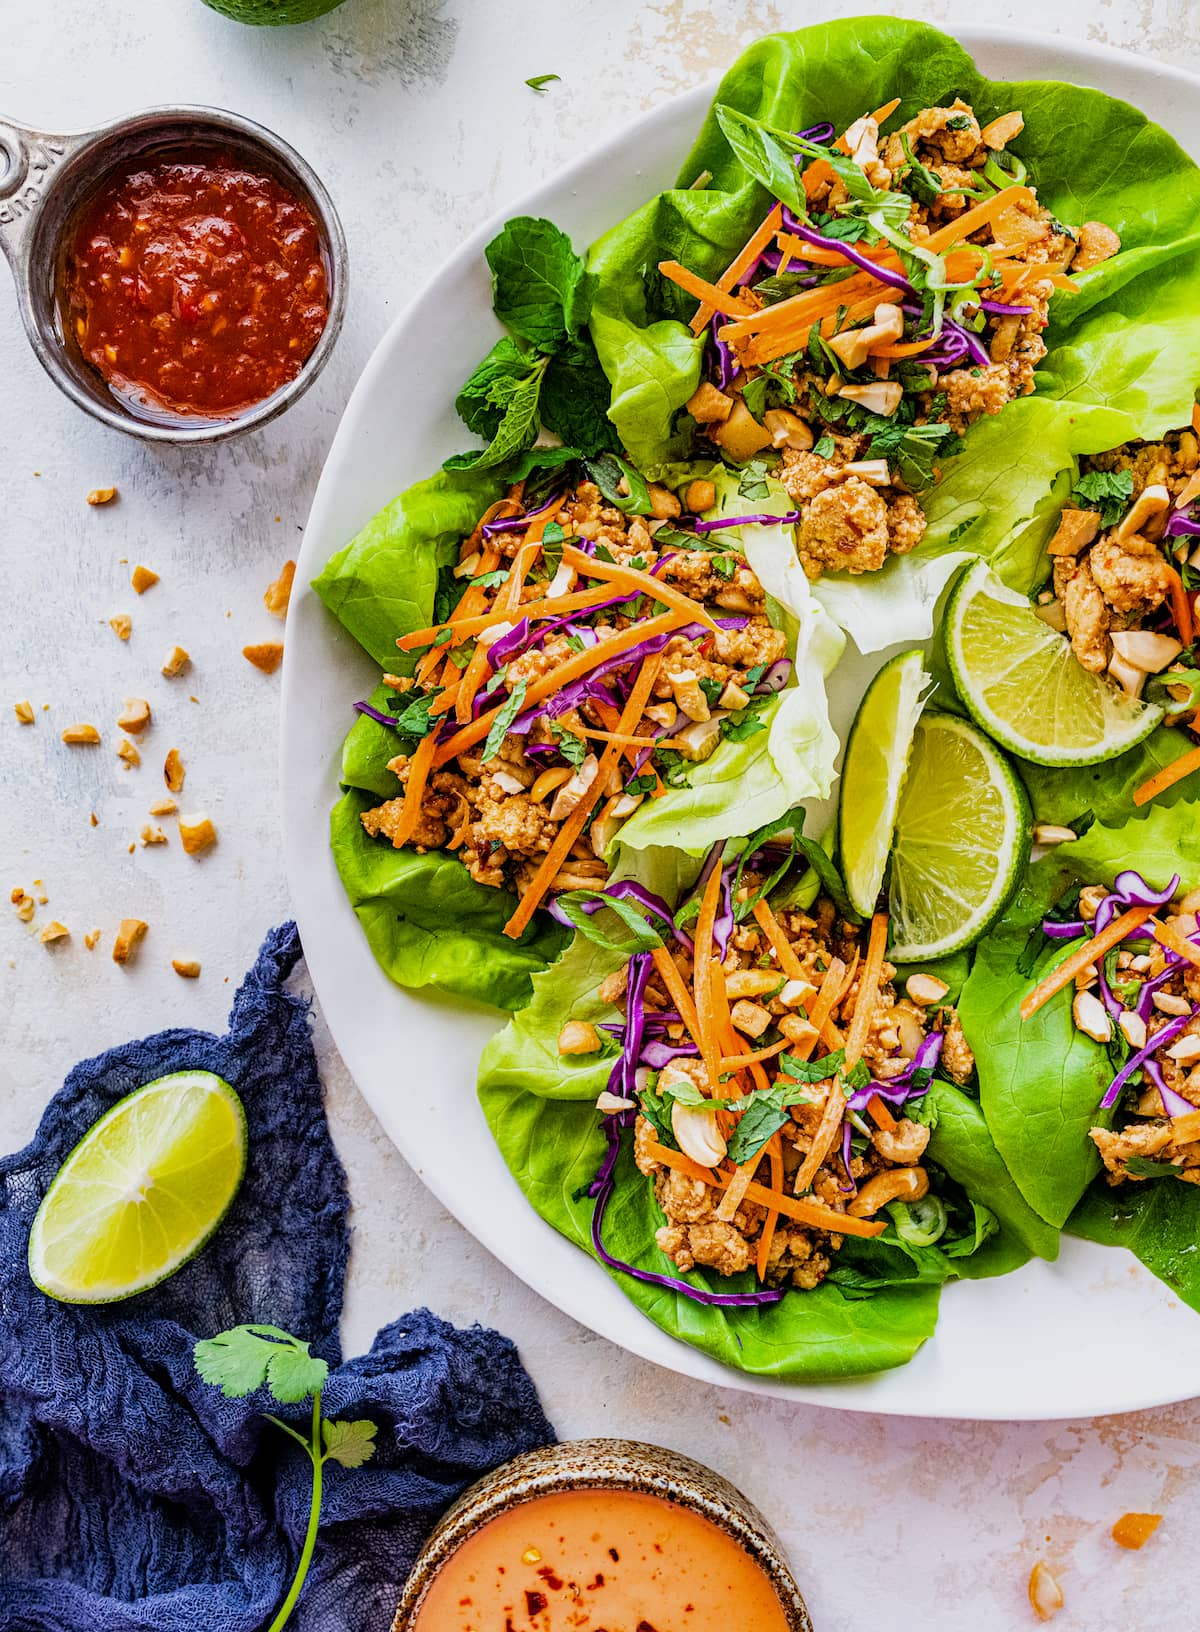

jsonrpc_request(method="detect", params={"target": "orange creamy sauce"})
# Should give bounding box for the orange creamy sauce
[411,1487,791,1632]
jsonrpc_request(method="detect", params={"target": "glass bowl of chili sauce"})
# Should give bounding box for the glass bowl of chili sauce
[0,105,346,441]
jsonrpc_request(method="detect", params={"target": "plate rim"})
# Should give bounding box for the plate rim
[281,23,1200,1420]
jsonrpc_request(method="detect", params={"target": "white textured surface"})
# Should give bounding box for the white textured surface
[1,2,1198,1626]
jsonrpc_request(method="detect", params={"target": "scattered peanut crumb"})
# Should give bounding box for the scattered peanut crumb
[131,564,159,594]
[1112,1512,1162,1550]
[178,812,217,856]
[87,486,117,506]
[36,892,47,905]
[39,921,70,945]
[109,614,132,641]
[264,560,296,619]
[11,889,35,923]
[117,697,151,734]
[62,723,101,746]
[89,811,98,826]
[149,798,177,816]
[84,930,100,950]
[161,644,190,678]
[127,842,135,853]
[172,958,201,979]
[140,825,168,847]
[112,918,148,964]
[164,747,185,792]
[117,737,141,769]
[14,700,34,724]
[188,695,199,704]
[243,641,284,675]
[1028,1560,1063,1622]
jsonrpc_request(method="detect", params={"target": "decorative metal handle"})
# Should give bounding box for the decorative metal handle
[0,116,76,269]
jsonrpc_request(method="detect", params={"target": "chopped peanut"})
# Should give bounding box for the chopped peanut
[1111,1512,1161,1550]
[39,920,70,945]
[684,479,716,515]
[117,737,141,769]
[172,958,202,979]
[1028,1561,1063,1622]
[558,1020,602,1055]
[89,811,98,826]
[61,724,101,746]
[140,825,168,846]
[13,700,34,724]
[131,564,159,594]
[108,614,132,641]
[84,930,100,950]
[12,889,34,923]
[112,918,148,964]
[264,560,296,619]
[1047,508,1102,557]
[242,641,284,674]
[163,747,185,793]
[906,973,949,1006]
[149,798,177,817]
[178,812,217,856]
[117,697,151,734]
[161,645,191,678]
[86,486,117,506]
[730,999,772,1038]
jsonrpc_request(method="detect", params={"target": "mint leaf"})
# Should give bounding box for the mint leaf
[454,337,536,441]
[322,1417,378,1468]
[485,216,594,350]
[1070,468,1134,527]
[584,450,652,513]
[550,719,587,765]
[447,352,549,472]
[726,1084,813,1164]
[813,434,836,459]
[482,678,528,762]
[866,420,957,489]
[780,1048,845,1083]
[541,337,621,455]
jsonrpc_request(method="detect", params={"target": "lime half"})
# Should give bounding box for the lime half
[28,1070,246,1304]
[839,650,932,917]
[888,712,1031,962]
[945,559,1162,767]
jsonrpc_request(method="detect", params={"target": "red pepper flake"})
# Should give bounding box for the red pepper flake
[587,1572,606,1591]
[525,1589,548,1617]
[537,1565,564,1592]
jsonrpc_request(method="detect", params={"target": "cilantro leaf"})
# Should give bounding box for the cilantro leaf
[193,1325,328,1403]
[726,1084,813,1164]
[321,1417,379,1468]
[1070,468,1134,527]
[549,719,587,766]
[720,695,770,742]
[637,1085,677,1149]
[485,216,594,349]
[389,689,442,738]
[482,678,528,761]
[737,459,772,501]
[866,419,957,489]
[812,434,836,459]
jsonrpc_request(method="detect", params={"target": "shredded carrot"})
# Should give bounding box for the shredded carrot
[866,1095,897,1133]
[802,157,834,198]
[1193,401,1200,438]
[658,260,756,319]
[503,655,664,939]
[382,731,437,851]
[1020,904,1156,1020]
[398,584,614,651]
[716,1159,757,1224]
[1166,566,1195,647]
[1153,917,1200,972]
[433,609,684,768]
[718,1037,793,1072]
[751,898,806,980]
[871,337,938,359]
[689,204,783,334]
[644,1140,886,1237]
[792,1076,847,1197]
[755,1137,784,1280]
[1132,745,1200,808]
[693,860,726,1090]
[650,946,705,1056]
[844,911,889,1070]
[573,727,662,748]
[561,544,718,633]
[453,533,544,723]
[776,957,847,1065]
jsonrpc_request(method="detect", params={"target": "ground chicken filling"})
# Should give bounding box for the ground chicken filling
[360,479,788,903]
[1079,882,1200,1186]
[670,98,1121,582]
[567,887,977,1290]
[1043,427,1199,702]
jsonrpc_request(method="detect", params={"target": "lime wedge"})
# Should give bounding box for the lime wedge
[888,712,1031,962]
[28,1070,246,1304]
[839,650,932,917]
[945,559,1162,766]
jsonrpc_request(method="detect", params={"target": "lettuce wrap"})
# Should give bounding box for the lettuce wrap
[587,17,1200,648]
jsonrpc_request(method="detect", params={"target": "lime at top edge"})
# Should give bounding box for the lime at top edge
[28,1069,246,1305]
[838,649,932,919]
[944,559,1162,768]
[887,710,1031,964]
[200,0,347,24]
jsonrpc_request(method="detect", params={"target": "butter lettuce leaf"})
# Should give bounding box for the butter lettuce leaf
[1070,1174,1200,1314]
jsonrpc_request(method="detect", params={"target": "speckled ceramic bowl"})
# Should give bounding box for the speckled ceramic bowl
[391,1437,812,1630]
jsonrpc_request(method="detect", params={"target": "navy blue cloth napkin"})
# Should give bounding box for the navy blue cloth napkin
[0,924,553,1630]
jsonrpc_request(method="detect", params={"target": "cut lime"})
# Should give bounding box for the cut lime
[200,0,347,23]
[945,559,1162,767]
[888,712,1031,962]
[839,650,932,917]
[28,1070,246,1304]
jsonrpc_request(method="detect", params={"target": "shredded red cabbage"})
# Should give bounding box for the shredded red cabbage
[354,700,401,729]
[1093,870,1179,1020]
[481,493,561,538]
[848,1031,943,1114]
[1166,510,1200,539]
[1101,1008,1196,1109]
[779,214,913,294]
[978,297,1032,316]
[1143,1059,1196,1119]
[940,314,992,369]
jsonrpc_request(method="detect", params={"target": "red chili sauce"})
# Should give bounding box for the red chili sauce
[63,151,328,421]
